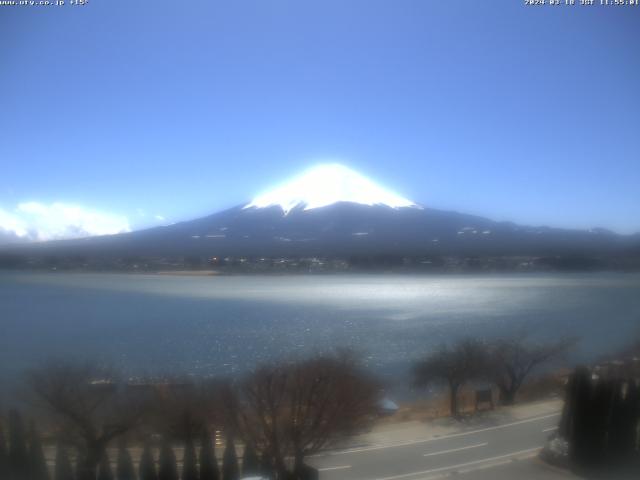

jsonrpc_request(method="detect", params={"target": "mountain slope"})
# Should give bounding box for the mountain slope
[4,202,636,260]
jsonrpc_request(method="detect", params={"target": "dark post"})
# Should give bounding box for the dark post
[28,423,50,480]
[158,439,178,480]
[139,441,158,480]
[8,410,29,480]
[116,441,137,480]
[53,442,74,480]
[97,450,115,480]
[199,430,219,480]
[0,423,7,480]
[241,442,260,477]
[221,435,239,480]
[182,438,198,480]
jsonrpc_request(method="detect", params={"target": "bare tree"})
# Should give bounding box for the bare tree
[413,339,488,417]
[27,361,146,480]
[147,379,217,442]
[486,335,575,405]
[608,335,640,378]
[239,352,379,479]
[215,379,242,435]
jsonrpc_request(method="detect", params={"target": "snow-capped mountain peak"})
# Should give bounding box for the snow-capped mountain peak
[244,164,421,214]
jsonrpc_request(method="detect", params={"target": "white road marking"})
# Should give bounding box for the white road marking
[455,452,540,475]
[374,447,542,480]
[542,426,558,433]
[423,442,487,457]
[318,465,351,471]
[317,412,560,456]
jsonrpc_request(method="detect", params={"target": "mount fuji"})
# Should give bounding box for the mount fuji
[244,164,420,214]
[2,164,639,269]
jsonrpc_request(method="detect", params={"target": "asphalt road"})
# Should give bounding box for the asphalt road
[307,412,565,480]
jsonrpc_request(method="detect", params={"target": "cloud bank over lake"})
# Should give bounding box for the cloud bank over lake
[0,201,131,243]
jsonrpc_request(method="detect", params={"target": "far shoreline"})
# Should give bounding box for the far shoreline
[2,268,640,277]
[155,270,221,276]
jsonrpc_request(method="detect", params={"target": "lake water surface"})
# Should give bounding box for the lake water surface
[1,272,639,395]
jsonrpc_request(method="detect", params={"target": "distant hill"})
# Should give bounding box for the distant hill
[2,202,638,260]
[1,164,638,270]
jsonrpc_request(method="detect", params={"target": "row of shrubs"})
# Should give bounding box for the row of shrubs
[0,409,276,480]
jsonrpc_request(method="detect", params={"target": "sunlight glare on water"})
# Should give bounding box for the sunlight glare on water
[2,272,639,395]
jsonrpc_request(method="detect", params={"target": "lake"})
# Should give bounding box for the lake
[1,272,639,397]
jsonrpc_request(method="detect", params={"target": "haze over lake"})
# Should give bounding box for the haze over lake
[2,272,639,396]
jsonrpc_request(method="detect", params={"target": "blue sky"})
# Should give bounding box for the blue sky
[1,0,639,241]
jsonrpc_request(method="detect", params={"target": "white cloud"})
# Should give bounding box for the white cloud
[0,208,29,237]
[0,202,131,243]
[154,214,166,222]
